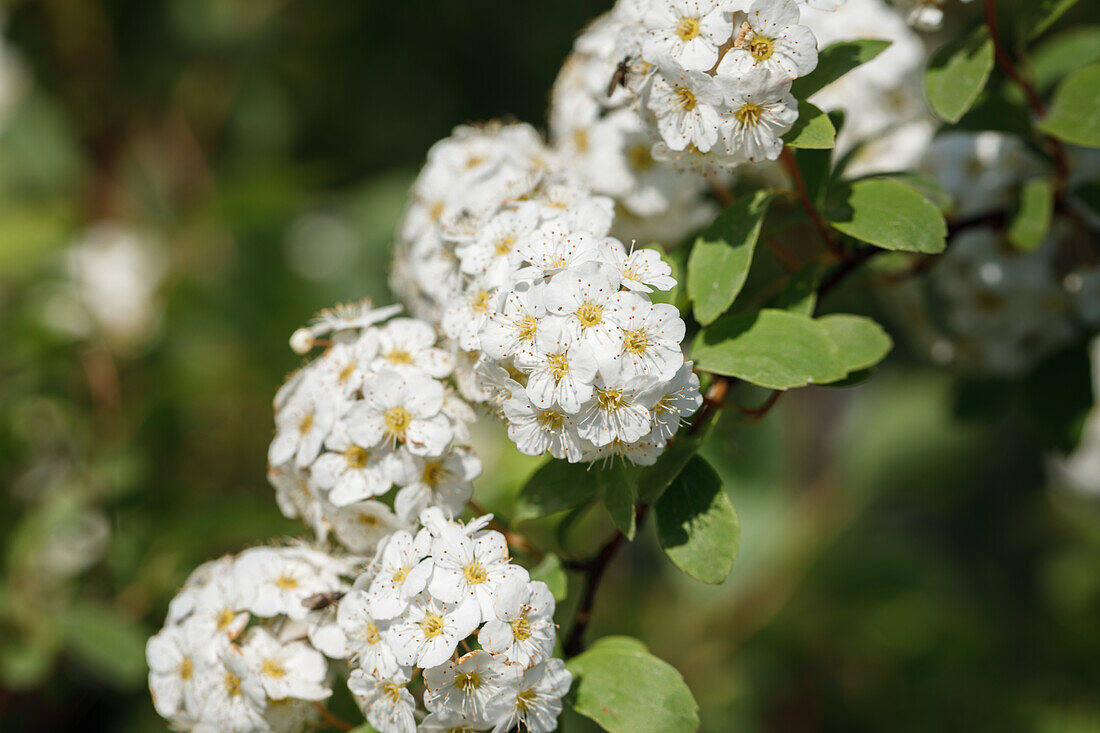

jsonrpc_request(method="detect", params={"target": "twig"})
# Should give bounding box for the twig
[735,389,782,420]
[688,376,730,436]
[981,0,1070,193]
[467,500,545,560]
[780,147,842,259]
[311,702,353,732]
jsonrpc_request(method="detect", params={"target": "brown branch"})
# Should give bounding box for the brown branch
[981,0,1070,194]
[467,500,544,561]
[735,389,782,420]
[689,375,730,435]
[780,147,842,259]
[311,702,353,732]
[705,171,735,207]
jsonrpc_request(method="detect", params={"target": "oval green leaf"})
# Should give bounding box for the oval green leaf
[825,178,947,253]
[783,101,836,149]
[1037,64,1100,148]
[655,456,739,584]
[925,27,994,123]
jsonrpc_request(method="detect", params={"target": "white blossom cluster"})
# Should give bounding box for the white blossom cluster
[905,132,1100,375]
[549,9,717,245]
[268,301,483,547]
[337,507,572,733]
[597,0,826,169]
[146,546,356,732]
[390,123,703,466]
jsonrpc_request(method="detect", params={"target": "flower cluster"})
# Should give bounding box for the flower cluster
[391,123,703,465]
[602,0,823,168]
[268,301,483,547]
[337,507,572,733]
[549,9,716,245]
[146,546,356,732]
[899,131,1100,375]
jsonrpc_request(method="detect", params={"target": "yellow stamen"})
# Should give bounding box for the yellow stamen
[736,103,762,126]
[422,461,446,486]
[386,349,412,364]
[298,412,314,435]
[537,409,563,432]
[547,352,570,381]
[275,575,299,590]
[596,388,625,412]
[344,445,369,469]
[622,329,650,355]
[748,35,774,61]
[455,671,482,692]
[576,301,603,328]
[262,659,286,678]
[495,235,515,256]
[464,562,488,585]
[517,316,538,342]
[178,657,193,680]
[675,16,701,41]
[419,613,445,638]
[384,406,412,437]
[516,688,537,711]
[676,87,697,111]
[511,616,532,641]
[224,672,242,697]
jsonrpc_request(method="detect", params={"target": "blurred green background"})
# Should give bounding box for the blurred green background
[0,1,1097,731]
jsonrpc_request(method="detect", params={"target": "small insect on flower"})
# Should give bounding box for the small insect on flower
[302,591,346,611]
[607,55,632,98]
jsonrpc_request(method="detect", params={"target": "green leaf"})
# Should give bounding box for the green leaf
[693,309,845,389]
[687,190,772,325]
[515,460,599,522]
[924,27,994,123]
[825,178,947,253]
[1030,25,1100,92]
[567,636,700,733]
[791,40,892,99]
[530,553,568,601]
[599,467,637,540]
[655,456,740,584]
[349,723,381,733]
[647,246,686,309]
[816,314,893,373]
[955,83,1033,136]
[1008,178,1055,251]
[783,102,836,149]
[59,603,148,687]
[880,172,954,213]
[1019,0,1081,40]
[1037,64,1100,147]
[769,262,826,316]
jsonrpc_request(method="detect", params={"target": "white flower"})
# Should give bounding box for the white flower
[268,388,337,469]
[366,529,434,619]
[516,316,599,414]
[147,624,207,719]
[187,573,250,641]
[348,668,417,733]
[603,293,686,380]
[643,361,703,443]
[442,283,500,351]
[315,330,379,400]
[194,647,268,733]
[646,65,725,152]
[234,547,344,621]
[328,500,407,554]
[456,207,539,287]
[310,421,398,505]
[372,317,454,377]
[426,521,528,623]
[718,0,818,80]
[544,261,626,352]
[492,658,573,733]
[503,391,585,462]
[601,242,678,293]
[577,372,656,447]
[240,627,331,702]
[515,224,604,278]
[642,0,732,72]
[479,283,547,361]
[392,447,481,522]
[584,433,666,466]
[717,66,797,162]
[423,650,521,727]
[346,370,453,456]
[478,578,556,666]
[384,592,481,669]
[337,590,400,677]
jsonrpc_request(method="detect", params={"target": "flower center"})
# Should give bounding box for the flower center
[420,612,446,638]
[384,406,412,437]
[675,87,697,111]
[216,608,237,631]
[628,144,655,172]
[455,671,482,692]
[338,362,357,384]
[465,154,485,169]
[573,127,590,153]
[471,290,491,313]
[275,575,299,590]
[511,616,532,641]
[517,316,538,342]
[576,301,603,328]
[596,388,625,412]
[495,235,515,256]
[622,328,651,354]
[537,409,563,432]
[224,672,242,697]
[262,659,286,678]
[298,411,315,435]
[429,201,445,221]
[357,512,381,527]
[736,103,762,126]
[383,682,404,704]
[516,688,537,711]
[463,561,488,585]
[749,35,774,60]
[344,445,369,469]
[365,622,381,645]
[386,349,412,364]
[422,461,447,486]
[178,657,193,680]
[392,566,409,583]
[676,16,701,41]
[547,352,570,381]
